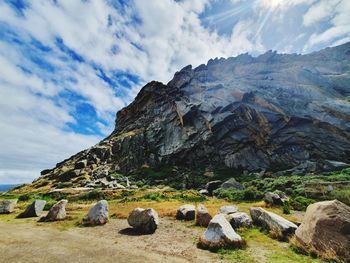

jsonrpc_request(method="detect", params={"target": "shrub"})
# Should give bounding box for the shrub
[214,187,263,202]
[290,196,315,211]
[329,189,350,205]
[57,182,73,188]
[18,193,31,202]
[282,201,291,214]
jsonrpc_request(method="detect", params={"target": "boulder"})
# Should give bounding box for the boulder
[44,200,68,221]
[0,199,18,214]
[220,178,244,190]
[226,212,252,228]
[250,207,297,239]
[295,200,350,261]
[75,160,87,169]
[127,208,159,234]
[198,214,245,250]
[83,200,109,225]
[196,204,212,227]
[199,189,209,196]
[219,205,239,215]
[205,180,222,196]
[18,200,46,218]
[264,192,283,206]
[176,204,195,220]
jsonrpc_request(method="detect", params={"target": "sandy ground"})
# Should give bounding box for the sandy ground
[0,218,226,263]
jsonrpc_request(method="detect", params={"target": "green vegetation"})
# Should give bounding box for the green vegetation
[213,186,263,201]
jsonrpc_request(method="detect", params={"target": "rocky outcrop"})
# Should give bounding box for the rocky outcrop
[226,212,252,228]
[196,204,212,227]
[205,181,222,196]
[198,214,245,250]
[37,42,350,188]
[0,199,17,214]
[18,200,46,218]
[219,205,239,215]
[250,207,297,240]
[295,200,350,261]
[83,200,109,226]
[220,178,244,190]
[43,200,68,221]
[127,208,159,234]
[176,204,195,220]
[264,192,283,206]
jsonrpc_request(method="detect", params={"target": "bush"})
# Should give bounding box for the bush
[214,187,263,202]
[290,196,315,211]
[57,182,73,188]
[329,189,350,205]
[282,201,291,214]
[18,194,31,202]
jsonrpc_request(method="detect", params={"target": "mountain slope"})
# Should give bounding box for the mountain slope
[39,42,350,188]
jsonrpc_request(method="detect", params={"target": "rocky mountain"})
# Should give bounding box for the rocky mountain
[38,42,350,188]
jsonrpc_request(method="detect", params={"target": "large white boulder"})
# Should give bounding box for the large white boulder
[83,200,109,226]
[128,207,159,234]
[44,200,68,221]
[0,199,17,214]
[176,204,195,220]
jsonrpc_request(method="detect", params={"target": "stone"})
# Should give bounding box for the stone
[219,205,239,215]
[226,212,252,228]
[176,204,195,220]
[250,207,297,239]
[0,199,18,214]
[295,200,350,261]
[205,180,222,196]
[220,178,244,190]
[199,189,209,196]
[44,200,68,221]
[264,192,283,206]
[198,214,245,250]
[18,200,46,218]
[83,200,109,225]
[127,207,159,234]
[196,204,212,227]
[75,160,87,169]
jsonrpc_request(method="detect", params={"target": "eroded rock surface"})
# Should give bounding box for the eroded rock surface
[83,200,109,226]
[127,208,159,234]
[176,204,195,220]
[0,199,17,214]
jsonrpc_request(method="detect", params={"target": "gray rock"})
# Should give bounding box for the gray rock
[198,214,245,250]
[19,200,46,218]
[219,205,239,215]
[75,160,87,169]
[226,212,252,228]
[295,200,350,261]
[220,178,244,190]
[250,207,297,239]
[44,200,68,221]
[127,207,159,234]
[199,189,209,196]
[196,204,212,227]
[176,204,195,220]
[83,200,109,225]
[205,181,222,196]
[0,199,18,214]
[264,192,283,206]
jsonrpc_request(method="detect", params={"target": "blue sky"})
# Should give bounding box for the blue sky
[0,0,349,184]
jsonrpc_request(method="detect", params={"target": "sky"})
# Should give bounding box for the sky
[0,0,349,184]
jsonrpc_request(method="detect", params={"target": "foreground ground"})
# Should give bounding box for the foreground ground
[0,197,324,263]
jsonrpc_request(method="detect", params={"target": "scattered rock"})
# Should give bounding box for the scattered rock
[83,200,109,226]
[196,204,212,227]
[75,160,87,169]
[198,214,245,250]
[226,212,252,228]
[199,189,209,196]
[205,180,222,196]
[295,200,350,261]
[0,199,18,214]
[220,178,244,190]
[176,204,195,220]
[250,207,297,240]
[43,200,68,221]
[219,205,239,215]
[264,192,283,206]
[127,208,159,234]
[18,200,46,218]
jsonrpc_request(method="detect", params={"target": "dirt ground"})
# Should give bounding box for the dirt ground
[0,217,226,263]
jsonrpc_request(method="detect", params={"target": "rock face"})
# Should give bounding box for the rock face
[127,208,159,234]
[295,200,350,261]
[83,200,109,226]
[44,200,68,221]
[219,205,239,215]
[205,181,222,195]
[18,200,46,218]
[220,178,244,190]
[176,204,195,220]
[198,214,245,250]
[196,204,212,227]
[0,199,18,214]
[37,42,350,187]
[226,212,252,228]
[250,207,297,239]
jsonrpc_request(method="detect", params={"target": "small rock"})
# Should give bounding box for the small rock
[196,204,212,227]
[198,214,245,250]
[205,180,222,196]
[0,199,18,214]
[83,200,109,225]
[250,207,297,239]
[295,200,350,261]
[264,192,283,206]
[225,212,252,228]
[127,208,159,234]
[199,189,209,196]
[176,204,195,220]
[43,200,68,221]
[75,160,87,169]
[18,200,46,218]
[220,178,244,190]
[219,205,239,215]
